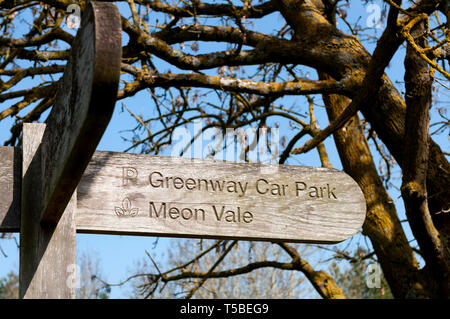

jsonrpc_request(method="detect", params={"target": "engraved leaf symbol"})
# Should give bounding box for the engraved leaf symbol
[115,197,138,217]
[122,197,131,211]
[115,206,124,217]
[130,207,139,217]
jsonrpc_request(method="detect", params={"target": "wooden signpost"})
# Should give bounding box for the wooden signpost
[1,151,365,243]
[0,1,366,298]
[75,152,365,243]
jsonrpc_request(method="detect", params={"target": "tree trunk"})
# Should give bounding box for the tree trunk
[319,73,428,298]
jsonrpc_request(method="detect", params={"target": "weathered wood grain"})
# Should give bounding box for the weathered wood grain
[76,151,366,243]
[36,1,121,224]
[20,123,76,299]
[0,146,20,232]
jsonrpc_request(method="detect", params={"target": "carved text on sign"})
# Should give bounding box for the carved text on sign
[122,168,340,199]
[76,152,366,243]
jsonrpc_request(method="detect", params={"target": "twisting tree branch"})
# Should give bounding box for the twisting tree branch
[119,66,351,99]
[291,0,404,156]
[276,242,346,299]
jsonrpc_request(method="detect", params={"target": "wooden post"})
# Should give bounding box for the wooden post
[0,146,20,232]
[36,1,121,225]
[18,1,121,298]
[19,123,77,298]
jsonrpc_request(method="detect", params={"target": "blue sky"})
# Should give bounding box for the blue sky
[1,0,448,298]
